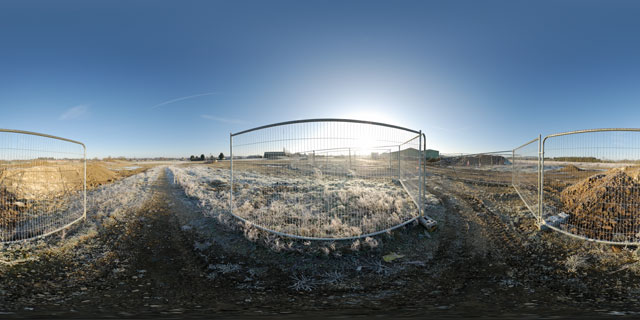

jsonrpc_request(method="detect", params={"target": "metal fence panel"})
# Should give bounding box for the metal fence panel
[399,134,423,215]
[541,129,640,245]
[0,129,86,242]
[512,137,540,222]
[230,119,425,240]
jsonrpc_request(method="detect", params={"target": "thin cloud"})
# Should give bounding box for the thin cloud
[201,114,247,125]
[59,105,88,120]
[150,91,219,109]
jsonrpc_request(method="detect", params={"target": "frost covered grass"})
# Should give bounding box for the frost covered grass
[168,165,418,240]
[565,254,588,273]
[87,166,162,227]
[168,165,231,220]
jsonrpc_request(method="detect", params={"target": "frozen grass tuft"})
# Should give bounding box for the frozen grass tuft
[209,263,241,274]
[366,258,392,275]
[320,271,345,284]
[289,273,316,292]
[565,254,588,273]
[364,236,379,248]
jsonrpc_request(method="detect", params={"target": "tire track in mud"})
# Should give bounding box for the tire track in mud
[423,179,496,303]
[119,169,207,299]
[461,193,524,255]
[431,177,603,307]
[430,174,535,261]
[74,168,220,313]
[425,176,559,304]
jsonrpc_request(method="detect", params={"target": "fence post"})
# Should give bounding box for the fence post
[418,131,423,216]
[230,133,233,215]
[397,145,401,179]
[511,148,515,188]
[537,134,543,228]
[83,145,87,220]
[423,133,427,215]
[348,148,351,171]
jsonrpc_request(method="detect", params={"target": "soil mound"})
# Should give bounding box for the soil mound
[0,185,26,228]
[0,162,119,199]
[557,164,583,173]
[86,163,118,188]
[561,167,640,241]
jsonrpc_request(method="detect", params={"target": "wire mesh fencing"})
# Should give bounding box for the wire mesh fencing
[541,129,640,245]
[229,119,425,240]
[399,134,425,213]
[512,138,541,223]
[0,129,86,242]
[427,151,513,186]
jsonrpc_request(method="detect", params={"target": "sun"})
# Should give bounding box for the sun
[342,110,397,125]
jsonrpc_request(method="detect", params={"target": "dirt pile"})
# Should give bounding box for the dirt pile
[561,166,640,241]
[0,162,121,200]
[0,185,26,228]
[86,163,118,188]
[557,164,583,173]
[0,164,84,199]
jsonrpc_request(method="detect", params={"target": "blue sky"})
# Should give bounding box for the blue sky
[1,0,639,158]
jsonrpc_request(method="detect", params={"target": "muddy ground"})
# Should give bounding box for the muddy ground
[2,164,640,318]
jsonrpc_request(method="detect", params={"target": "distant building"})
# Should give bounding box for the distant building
[389,148,440,160]
[264,151,286,159]
[425,149,439,160]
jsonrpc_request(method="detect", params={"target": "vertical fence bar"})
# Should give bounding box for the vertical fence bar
[83,145,87,220]
[229,133,233,215]
[397,145,401,179]
[538,134,543,228]
[512,148,515,187]
[418,131,423,216]
[423,133,427,215]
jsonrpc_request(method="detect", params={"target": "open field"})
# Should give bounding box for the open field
[2,162,640,318]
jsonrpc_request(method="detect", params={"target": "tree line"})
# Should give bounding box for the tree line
[189,153,225,161]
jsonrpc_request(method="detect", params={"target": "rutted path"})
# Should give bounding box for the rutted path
[76,168,213,314]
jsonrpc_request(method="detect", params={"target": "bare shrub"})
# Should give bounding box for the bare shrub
[565,254,588,273]
[289,273,316,292]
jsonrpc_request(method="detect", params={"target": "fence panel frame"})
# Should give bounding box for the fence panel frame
[540,128,640,245]
[0,129,86,243]
[229,118,427,241]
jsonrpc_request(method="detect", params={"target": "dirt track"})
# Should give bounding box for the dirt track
[2,166,640,318]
